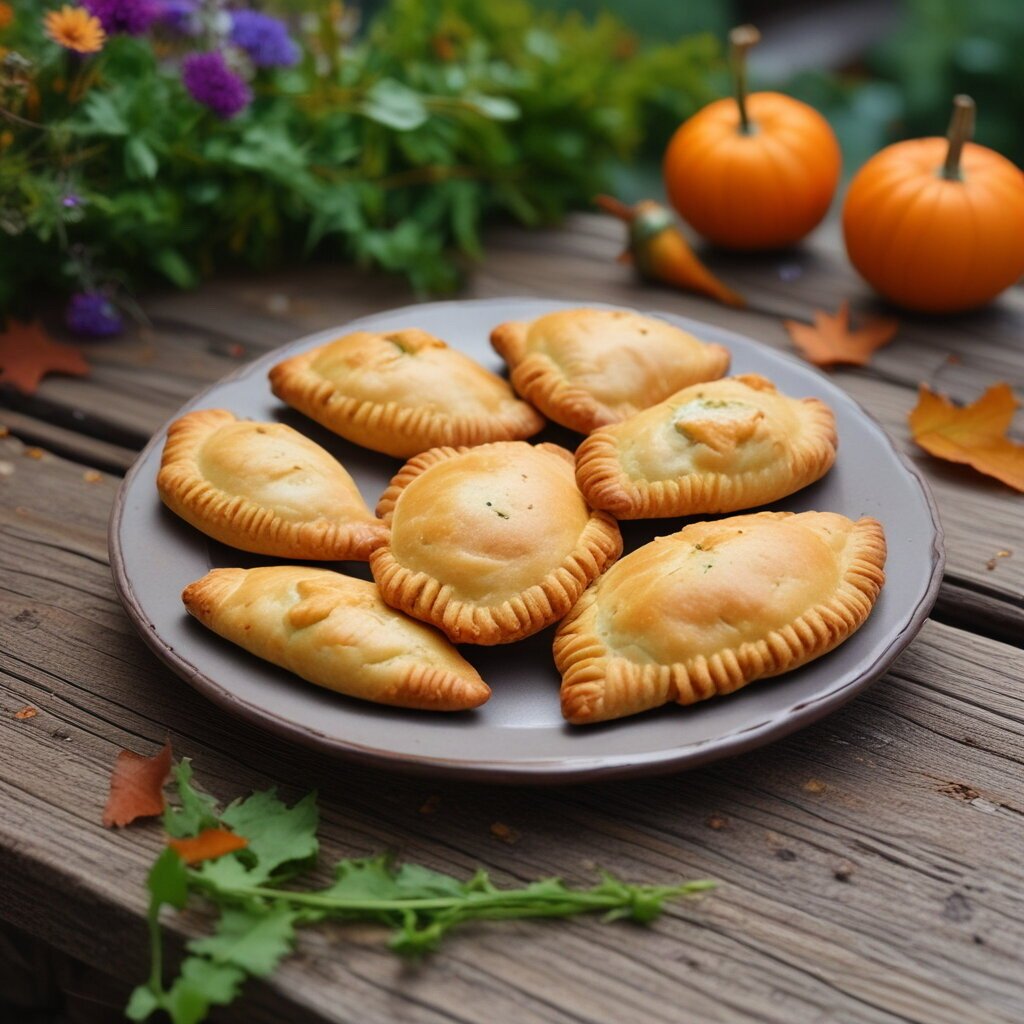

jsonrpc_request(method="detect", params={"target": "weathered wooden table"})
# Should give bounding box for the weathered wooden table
[2,214,1022,1024]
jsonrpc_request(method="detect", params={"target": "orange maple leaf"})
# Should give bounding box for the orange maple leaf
[0,319,90,394]
[909,383,1024,492]
[784,301,898,368]
[102,740,173,828]
[168,827,248,865]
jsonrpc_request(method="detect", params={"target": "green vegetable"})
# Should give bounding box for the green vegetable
[128,760,714,1023]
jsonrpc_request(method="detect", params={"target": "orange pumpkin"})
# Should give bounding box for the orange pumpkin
[663,26,841,250]
[843,95,1024,313]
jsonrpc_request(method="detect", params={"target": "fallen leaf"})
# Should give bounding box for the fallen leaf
[705,814,728,830]
[168,827,248,865]
[14,706,38,720]
[490,822,519,844]
[82,469,102,483]
[103,741,173,828]
[803,778,827,794]
[24,447,44,460]
[909,383,1024,492]
[0,320,89,394]
[784,301,898,367]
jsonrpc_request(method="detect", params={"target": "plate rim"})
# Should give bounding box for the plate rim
[108,296,945,783]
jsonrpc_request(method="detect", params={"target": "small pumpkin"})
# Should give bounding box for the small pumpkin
[663,25,841,251]
[843,95,1024,313]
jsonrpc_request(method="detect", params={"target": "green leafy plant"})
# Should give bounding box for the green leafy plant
[129,760,714,1024]
[0,1,718,324]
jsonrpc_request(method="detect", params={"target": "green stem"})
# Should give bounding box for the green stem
[729,24,761,135]
[146,898,165,996]
[191,876,714,915]
[941,94,975,181]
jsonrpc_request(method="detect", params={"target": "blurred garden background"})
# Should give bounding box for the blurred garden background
[1,0,1021,325]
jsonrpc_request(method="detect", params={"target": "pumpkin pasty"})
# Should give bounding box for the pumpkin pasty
[370,441,623,645]
[157,409,387,561]
[575,374,838,518]
[268,328,544,458]
[555,511,886,724]
[490,308,730,434]
[183,566,490,711]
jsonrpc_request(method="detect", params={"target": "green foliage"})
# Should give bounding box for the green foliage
[128,762,715,1024]
[870,0,1024,165]
[0,1,718,314]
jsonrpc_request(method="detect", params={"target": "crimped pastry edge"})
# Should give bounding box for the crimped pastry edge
[555,512,887,724]
[269,344,544,458]
[182,566,491,711]
[490,318,731,435]
[574,390,838,518]
[157,408,388,561]
[371,441,624,645]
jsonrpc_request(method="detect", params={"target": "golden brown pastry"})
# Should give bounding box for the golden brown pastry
[157,409,387,560]
[575,374,837,518]
[555,511,886,724]
[268,329,544,458]
[183,566,490,710]
[490,307,730,434]
[370,441,623,645]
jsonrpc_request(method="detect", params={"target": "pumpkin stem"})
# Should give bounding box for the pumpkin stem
[941,94,975,181]
[729,24,761,135]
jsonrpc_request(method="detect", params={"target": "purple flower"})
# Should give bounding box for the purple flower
[229,10,299,68]
[84,0,160,35]
[62,194,83,208]
[66,292,124,337]
[155,0,199,33]
[181,51,251,119]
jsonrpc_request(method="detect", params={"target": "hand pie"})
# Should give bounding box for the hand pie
[268,328,544,458]
[370,441,623,645]
[157,409,387,561]
[490,308,730,434]
[575,374,838,518]
[183,566,490,710]
[555,511,886,724]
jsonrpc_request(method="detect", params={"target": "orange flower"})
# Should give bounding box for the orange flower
[0,4,14,30]
[43,5,105,54]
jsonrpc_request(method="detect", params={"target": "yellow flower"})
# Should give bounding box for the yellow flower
[0,4,14,31]
[43,5,105,54]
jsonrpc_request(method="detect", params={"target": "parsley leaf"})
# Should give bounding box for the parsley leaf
[127,764,715,1023]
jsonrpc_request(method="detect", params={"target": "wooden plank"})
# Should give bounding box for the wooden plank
[8,228,1020,628]
[0,408,136,473]
[1,437,1023,1023]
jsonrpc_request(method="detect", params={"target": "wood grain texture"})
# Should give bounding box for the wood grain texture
[3,217,1018,633]
[2,437,1023,1024]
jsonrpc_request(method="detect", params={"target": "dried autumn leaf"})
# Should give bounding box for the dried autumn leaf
[0,319,90,394]
[103,740,173,828]
[14,706,38,720]
[168,827,248,865]
[784,301,898,368]
[909,383,1024,492]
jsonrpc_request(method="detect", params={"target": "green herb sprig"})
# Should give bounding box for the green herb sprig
[128,761,714,1024]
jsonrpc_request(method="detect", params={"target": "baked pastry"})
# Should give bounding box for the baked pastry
[555,511,886,724]
[490,308,730,434]
[183,566,490,710]
[575,374,837,518]
[370,441,623,644]
[268,329,544,458]
[157,409,387,561]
